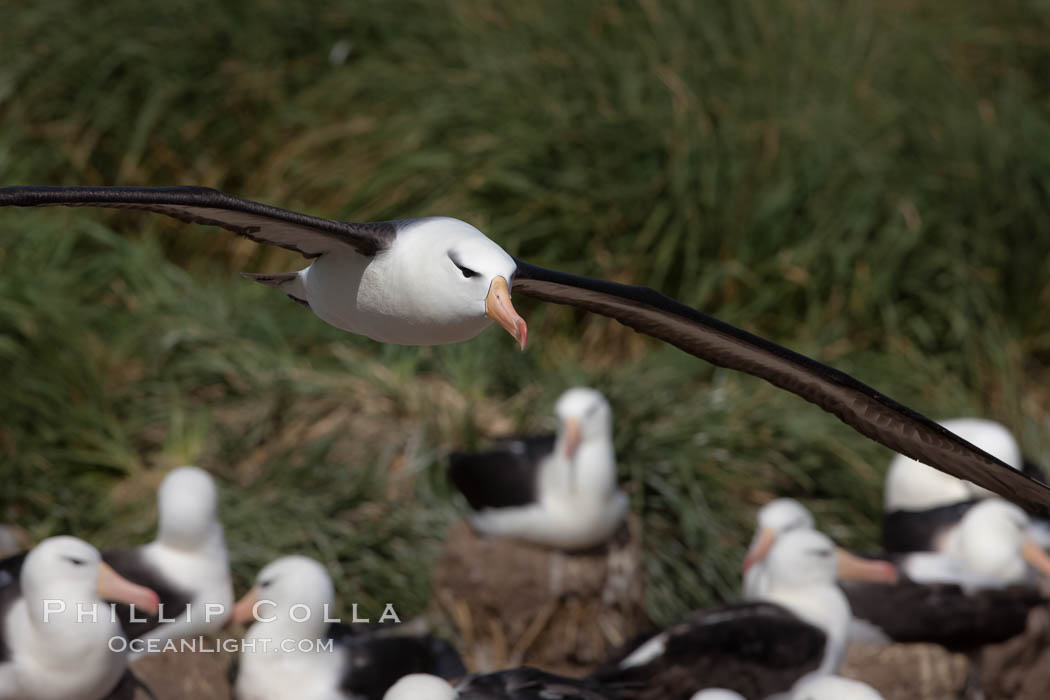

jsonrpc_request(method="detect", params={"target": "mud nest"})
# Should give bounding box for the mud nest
[431,517,650,676]
[125,647,236,700]
[842,602,1050,700]
[842,643,969,700]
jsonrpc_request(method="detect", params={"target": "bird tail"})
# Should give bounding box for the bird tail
[242,271,310,308]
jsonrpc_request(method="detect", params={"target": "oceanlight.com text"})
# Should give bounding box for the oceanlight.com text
[107,636,337,654]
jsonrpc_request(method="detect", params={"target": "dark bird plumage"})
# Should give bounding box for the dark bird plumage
[882,499,983,554]
[329,629,467,700]
[842,579,1046,651]
[101,547,195,639]
[449,435,554,510]
[457,667,619,699]
[0,550,27,664]
[590,602,826,700]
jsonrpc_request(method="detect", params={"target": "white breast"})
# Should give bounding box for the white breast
[1,598,127,700]
[235,633,346,700]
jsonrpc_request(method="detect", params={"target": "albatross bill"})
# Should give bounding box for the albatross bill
[3,185,1050,515]
[485,275,527,350]
[96,561,161,616]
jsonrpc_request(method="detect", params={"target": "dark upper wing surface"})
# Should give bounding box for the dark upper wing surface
[513,261,1050,517]
[842,579,1044,650]
[448,434,555,510]
[0,186,397,257]
[102,547,194,639]
[591,601,824,700]
[458,667,618,699]
[331,631,467,699]
[881,499,980,553]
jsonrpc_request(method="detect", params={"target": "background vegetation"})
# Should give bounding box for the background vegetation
[1,0,1049,624]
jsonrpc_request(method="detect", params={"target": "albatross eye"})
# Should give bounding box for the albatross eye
[64,556,86,566]
[447,253,478,279]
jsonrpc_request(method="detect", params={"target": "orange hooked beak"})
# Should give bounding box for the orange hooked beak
[98,562,160,616]
[743,527,777,573]
[836,550,899,584]
[1022,539,1050,579]
[485,276,527,350]
[563,418,583,459]
[229,586,260,627]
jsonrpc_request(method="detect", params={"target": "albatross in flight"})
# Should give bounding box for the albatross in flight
[2,185,1049,514]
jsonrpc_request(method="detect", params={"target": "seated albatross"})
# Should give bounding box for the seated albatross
[2,185,1049,514]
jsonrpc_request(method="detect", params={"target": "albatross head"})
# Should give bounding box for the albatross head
[22,536,160,621]
[554,387,613,459]
[384,674,458,700]
[156,466,221,550]
[957,499,1050,582]
[743,498,815,572]
[230,555,334,631]
[743,499,897,587]
[390,218,526,348]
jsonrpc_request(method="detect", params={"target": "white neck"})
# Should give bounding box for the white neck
[156,520,227,558]
[567,439,617,502]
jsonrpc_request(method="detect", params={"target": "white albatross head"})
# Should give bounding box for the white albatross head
[953,498,1050,584]
[230,555,334,633]
[554,387,613,459]
[22,536,160,621]
[743,498,816,572]
[764,529,841,588]
[386,217,526,348]
[156,465,221,549]
[690,690,746,700]
[383,673,458,700]
[743,499,896,598]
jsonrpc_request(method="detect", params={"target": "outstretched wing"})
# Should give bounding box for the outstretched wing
[0,186,397,257]
[513,261,1050,516]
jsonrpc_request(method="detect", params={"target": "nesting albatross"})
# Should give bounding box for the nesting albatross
[3,186,1049,514]
[882,418,1050,552]
[592,530,860,699]
[230,555,465,700]
[449,387,628,550]
[101,466,233,655]
[0,536,160,700]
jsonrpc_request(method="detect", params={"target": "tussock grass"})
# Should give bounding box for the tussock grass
[1,0,1049,623]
